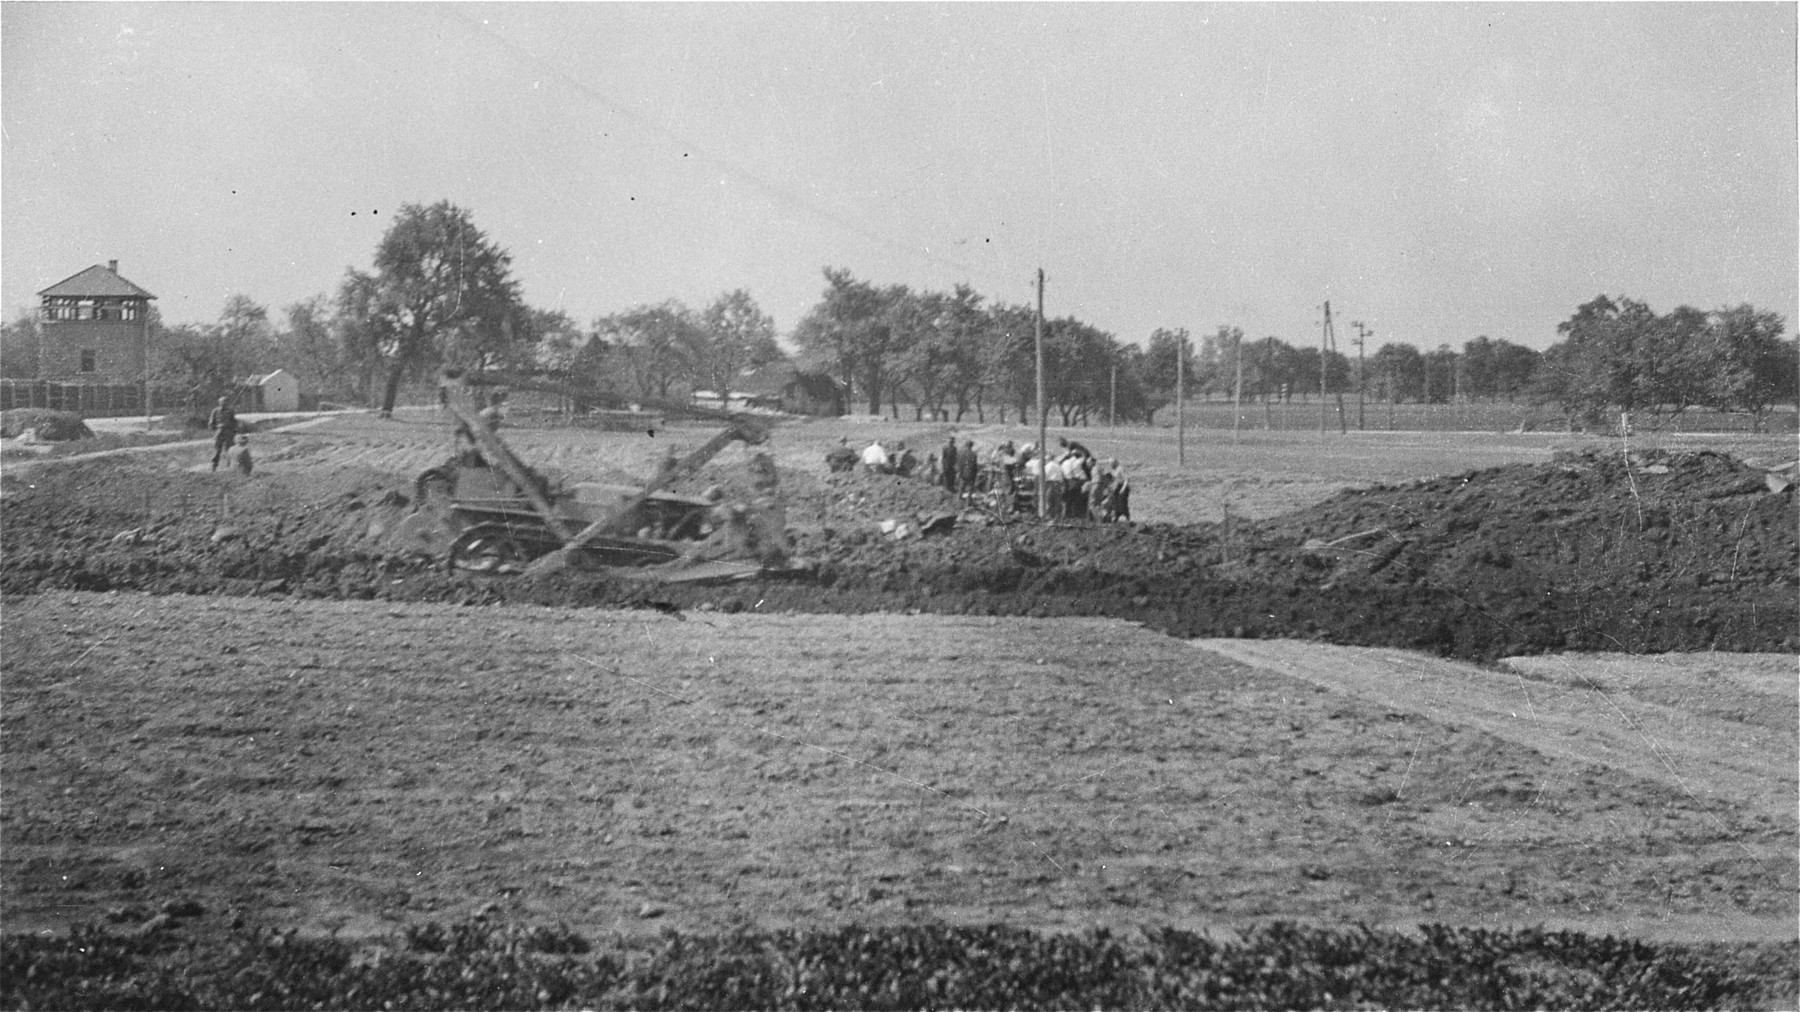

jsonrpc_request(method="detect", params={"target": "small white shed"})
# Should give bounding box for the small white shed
[252,369,300,412]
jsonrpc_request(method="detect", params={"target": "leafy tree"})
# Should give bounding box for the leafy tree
[1490,340,1542,401]
[1647,305,1714,417]
[1108,343,1157,424]
[339,201,525,417]
[1195,326,1238,400]
[1143,328,1196,422]
[888,289,942,419]
[151,295,274,406]
[938,284,992,422]
[1042,316,1118,425]
[593,300,701,401]
[792,268,910,415]
[1422,345,1459,403]
[1,308,41,379]
[1549,295,1657,420]
[1703,304,1797,427]
[153,325,253,405]
[694,289,782,398]
[525,307,605,397]
[271,296,353,401]
[218,294,274,356]
[1370,343,1424,402]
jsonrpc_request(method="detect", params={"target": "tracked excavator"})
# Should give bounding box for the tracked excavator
[392,371,789,583]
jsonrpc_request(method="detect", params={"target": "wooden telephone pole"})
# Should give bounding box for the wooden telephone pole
[1319,302,1330,435]
[1320,301,1346,435]
[1351,321,1372,431]
[1035,268,1047,519]
[1231,332,1244,445]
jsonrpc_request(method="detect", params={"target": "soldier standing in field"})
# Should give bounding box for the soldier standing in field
[208,396,239,471]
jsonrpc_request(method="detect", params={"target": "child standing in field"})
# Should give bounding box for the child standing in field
[225,434,253,476]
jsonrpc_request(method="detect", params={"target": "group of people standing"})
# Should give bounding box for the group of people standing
[830,432,1130,522]
[984,436,1131,522]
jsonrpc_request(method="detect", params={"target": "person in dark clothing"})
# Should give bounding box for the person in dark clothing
[825,437,858,473]
[1105,459,1131,521]
[208,397,239,471]
[957,439,979,498]
[940,437,959,493]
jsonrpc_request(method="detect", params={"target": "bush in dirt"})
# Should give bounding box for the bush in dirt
[3,918,1792,1010]
[0,408,93,441]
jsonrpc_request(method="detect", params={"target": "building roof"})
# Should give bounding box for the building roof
[37,264,157,300]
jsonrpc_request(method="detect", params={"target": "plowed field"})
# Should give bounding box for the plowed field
[2,410,1795,953]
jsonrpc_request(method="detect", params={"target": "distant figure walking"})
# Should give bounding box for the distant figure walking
[208,396,239,472]
[225,434,254,476]
[940,437,959,493]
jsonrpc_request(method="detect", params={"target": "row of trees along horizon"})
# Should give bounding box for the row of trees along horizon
[3,201,1795,429]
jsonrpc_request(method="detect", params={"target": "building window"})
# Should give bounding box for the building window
[76,301,94,321]
[80,350,97,373]
[122,301,141,322]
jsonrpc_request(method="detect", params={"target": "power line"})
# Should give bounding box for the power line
[436,10,1007,290]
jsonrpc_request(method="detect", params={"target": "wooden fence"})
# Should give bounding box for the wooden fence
[0,380,184,417]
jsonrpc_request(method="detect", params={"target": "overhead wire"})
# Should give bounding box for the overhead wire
[432,8,1016,295]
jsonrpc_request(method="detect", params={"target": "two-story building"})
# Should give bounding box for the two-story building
[35,260,157,383]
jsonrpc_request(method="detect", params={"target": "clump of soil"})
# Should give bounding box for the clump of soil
[2,447,1793,659]
[1,409,94,441]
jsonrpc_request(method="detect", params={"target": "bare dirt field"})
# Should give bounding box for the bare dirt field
[2,409,1795,983]
[5,593,1793,948]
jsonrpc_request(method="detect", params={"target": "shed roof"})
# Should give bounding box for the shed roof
[37,264,157,300]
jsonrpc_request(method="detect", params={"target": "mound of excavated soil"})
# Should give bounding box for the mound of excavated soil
[1,409,94,441]
[2,447,1793,659]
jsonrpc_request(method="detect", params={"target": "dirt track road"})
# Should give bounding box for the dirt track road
[1192,640,1796,821]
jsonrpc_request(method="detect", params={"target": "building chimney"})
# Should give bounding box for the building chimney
[108,259,118,273]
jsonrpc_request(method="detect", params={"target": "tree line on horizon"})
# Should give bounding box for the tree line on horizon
[3,200,1794,429]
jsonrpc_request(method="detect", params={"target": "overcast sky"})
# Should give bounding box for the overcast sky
[4,3,1795,353]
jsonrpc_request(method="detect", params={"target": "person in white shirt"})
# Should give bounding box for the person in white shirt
[1042,453,1066,519]
[860,441,891,474]
[1061,454,1090,518]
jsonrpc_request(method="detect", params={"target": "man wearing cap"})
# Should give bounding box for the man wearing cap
[208,396,239,472]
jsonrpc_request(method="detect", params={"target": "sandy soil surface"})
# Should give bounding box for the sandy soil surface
[5,592,1792,945]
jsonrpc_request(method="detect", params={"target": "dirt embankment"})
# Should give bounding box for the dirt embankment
[2,446,1794,659]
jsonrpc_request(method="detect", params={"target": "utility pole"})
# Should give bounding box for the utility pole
[1231,332,1243,445]
[1351,321,1371,432]
[1263,335,1274,430]
[1034,268,1047,519]
[1176,329,1185,466]
[142,301,152,432]
[1321,302,1346,434]
[1319,301,1330,435]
